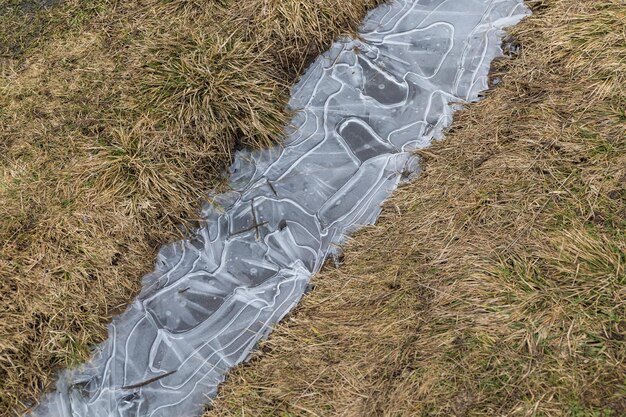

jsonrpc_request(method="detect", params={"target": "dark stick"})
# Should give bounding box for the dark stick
[266,179,278,196]
[231,221,269,237]
[121,370,177,390]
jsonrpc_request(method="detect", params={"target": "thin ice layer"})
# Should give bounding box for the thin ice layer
[30,1,530,416]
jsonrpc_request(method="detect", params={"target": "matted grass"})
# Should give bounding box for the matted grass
[0,0,383,414]
[207,0,626,415]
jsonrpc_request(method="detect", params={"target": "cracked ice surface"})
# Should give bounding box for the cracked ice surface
[30,1,529,416]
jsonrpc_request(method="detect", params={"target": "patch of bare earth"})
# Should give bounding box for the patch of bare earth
[0,0,384,414]
[207,1,626,416]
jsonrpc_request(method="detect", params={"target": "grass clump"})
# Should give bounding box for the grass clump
[207,1,626,416]
[140,33,287,153]
[234,0,386,75]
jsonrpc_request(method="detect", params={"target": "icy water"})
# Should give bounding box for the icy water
[30,1,529,416]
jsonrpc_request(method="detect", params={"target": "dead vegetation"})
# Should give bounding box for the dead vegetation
[234,0,384,76]
[0,0,382,414]
[207,1,626,416]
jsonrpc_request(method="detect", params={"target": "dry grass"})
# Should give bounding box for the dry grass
[0,0,382,414]
[207,1,626,416]
[139,33,287,152]
[234,0,385,76]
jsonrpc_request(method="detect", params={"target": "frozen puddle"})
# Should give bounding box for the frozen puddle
[31,1,529,416]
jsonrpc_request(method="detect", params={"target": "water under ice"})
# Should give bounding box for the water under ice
[30,1,530,416]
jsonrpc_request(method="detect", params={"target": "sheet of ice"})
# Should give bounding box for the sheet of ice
[30,1,529,416]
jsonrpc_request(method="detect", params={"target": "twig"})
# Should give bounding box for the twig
[231,222,269,237]
[266,179,278,196]
[121,370,177,390]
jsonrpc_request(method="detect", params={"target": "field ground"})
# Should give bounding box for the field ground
[207,1,626,416]
[0,0,624,416]
[0,0,382,414]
